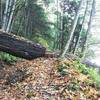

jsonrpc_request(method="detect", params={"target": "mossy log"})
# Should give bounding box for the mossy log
[0,30,47,59]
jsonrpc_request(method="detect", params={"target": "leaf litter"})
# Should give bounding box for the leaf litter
[0,58,100,100]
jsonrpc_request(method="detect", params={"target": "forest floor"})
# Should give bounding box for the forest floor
[0,58,100,100]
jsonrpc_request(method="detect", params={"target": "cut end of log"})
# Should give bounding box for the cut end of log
[0,30,60,60]
[44,51,60,58]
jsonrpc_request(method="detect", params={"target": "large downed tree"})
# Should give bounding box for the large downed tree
[0,30,58,59]
[0,30,99,72]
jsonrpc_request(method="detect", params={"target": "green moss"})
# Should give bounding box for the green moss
[0,52,18,63]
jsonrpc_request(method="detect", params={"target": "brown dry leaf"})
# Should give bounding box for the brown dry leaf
[69,69,80,76]
[0,58,99,100]
[72,96,80,100]
[78,74,90,82]
[64,76,70,82]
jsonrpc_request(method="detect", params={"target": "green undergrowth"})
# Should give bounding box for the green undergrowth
[57,58,100,86]
[57,59,100,95]
[73,61,100,86]
[0,52,18,63]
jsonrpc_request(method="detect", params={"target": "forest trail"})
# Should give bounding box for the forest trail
[0,58,99,100]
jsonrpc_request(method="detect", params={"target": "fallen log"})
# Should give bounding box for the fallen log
[82,59,100,72]
[0,30,47,59]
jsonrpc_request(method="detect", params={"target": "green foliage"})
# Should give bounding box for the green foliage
[57,64,69,76]
[0,52,17,63]
[58,59,100,86]
[1,0,93,56]
[34,37,49,48]
[53,0,80,51]
[10,0,54,50]
[12,0,52,38]
[73,61,100,86]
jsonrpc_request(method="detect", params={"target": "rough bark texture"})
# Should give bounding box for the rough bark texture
[0,30,46,59]
[74,0,89,54]
[0,0,2,29]
[61,0,83,57]
[81,0,95,60]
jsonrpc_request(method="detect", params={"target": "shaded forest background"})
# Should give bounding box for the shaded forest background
[0,0,96,61]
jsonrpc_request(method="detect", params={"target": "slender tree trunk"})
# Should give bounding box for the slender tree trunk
[24,0,31,36]
[2,0,16,32]
[60,9,64,51]
[72,34,80,53]
[2,0,9,30]
[6,0,16,32]
[6,0,12,28]
[0,0,2,28]
[82,0,95,58]
[61,0,83,57]
[54,0,60,50]
[74,0,89,54]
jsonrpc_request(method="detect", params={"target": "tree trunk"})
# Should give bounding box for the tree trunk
[2,0,9,30]
[0,30,47,59]
[61,0,83,57]
[81,0,95,55]
[0,0,2,29]
[6,0,16,32]
[74,0,89,54]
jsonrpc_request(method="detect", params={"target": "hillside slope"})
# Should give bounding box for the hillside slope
[0,58,100,100]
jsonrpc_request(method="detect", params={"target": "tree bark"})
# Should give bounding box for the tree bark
[0,0,2,29]
[6,0,16,32]
[2,0,9,30]
[0,30,46,59]
[61,0,83,57]
[81,0,95,54]
[74,0,89,54]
